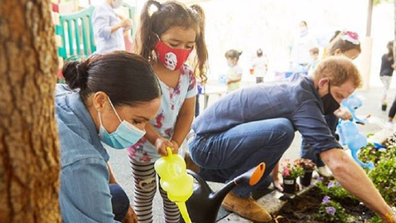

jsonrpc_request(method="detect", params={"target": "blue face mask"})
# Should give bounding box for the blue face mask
[98,98,146,149]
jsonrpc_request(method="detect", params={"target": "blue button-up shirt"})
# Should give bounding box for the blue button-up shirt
[193,74,342,154]
[92,1,125,54]
[55,85,118,223]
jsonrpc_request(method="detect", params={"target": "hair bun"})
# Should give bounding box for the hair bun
[62,59,89,90]
[76,62,89,86]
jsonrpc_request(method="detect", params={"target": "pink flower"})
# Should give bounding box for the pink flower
[283,168,290,177]
[281,158,303,178]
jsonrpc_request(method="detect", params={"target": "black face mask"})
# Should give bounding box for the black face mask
[321,82,340,115]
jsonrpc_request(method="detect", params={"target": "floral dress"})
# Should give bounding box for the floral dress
[127,64,197,163]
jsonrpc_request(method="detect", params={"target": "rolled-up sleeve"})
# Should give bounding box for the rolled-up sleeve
[60,158,119,223]
[291,99,342,154]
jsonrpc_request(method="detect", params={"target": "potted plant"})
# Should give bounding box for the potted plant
[281,159,304,193]
[294,158,316,186]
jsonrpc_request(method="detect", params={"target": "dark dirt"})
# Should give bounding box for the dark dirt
[273,187,375,223]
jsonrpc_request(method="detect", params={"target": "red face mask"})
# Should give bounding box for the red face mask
[155,40,193,71]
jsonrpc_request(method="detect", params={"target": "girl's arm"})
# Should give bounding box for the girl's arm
[170,96,196,153]
[227,78,242,84]
[227,73,242,85]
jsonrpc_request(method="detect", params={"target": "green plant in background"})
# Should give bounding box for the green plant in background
[368,157,396,206]
[316,196,350,223]
[358,143,396,205]
[316,180,357,202]
[358,143,384,165]
[359,144,396,167]
[384,146,396,158]
[368,215,383,223]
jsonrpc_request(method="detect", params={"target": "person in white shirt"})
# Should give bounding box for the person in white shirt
[251,48,268,83]
[92,0,132,54]
[290,21,318,70]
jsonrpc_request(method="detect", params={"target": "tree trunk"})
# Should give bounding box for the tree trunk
[0,0,60,222]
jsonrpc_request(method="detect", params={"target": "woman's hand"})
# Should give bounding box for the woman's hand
[122,206,138,223]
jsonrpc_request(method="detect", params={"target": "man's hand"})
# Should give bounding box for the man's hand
[272,176,283,192]
[122,206,138,223]
[271,162,283,191]
[382,208,396,223]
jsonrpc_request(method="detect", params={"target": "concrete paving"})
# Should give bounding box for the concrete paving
[108,84,393,222]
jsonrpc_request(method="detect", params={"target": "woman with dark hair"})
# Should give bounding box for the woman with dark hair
[56,51,161,223]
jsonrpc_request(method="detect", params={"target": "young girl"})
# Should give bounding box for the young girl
[225,49,243,92]
[380,41,395,111]
[127,1,208,222]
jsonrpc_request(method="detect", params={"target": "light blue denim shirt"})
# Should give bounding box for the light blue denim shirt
[92,1,125,54]
[193,74,342,154]
[55,85,118,223]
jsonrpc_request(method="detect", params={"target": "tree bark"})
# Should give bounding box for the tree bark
[0,0,60,222]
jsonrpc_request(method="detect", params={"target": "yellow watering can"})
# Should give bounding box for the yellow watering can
[154,147,194,223]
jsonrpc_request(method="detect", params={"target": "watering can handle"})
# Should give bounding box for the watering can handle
[166,147,173,157]
[187,170,204,184]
